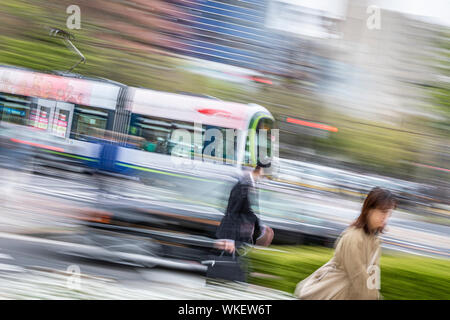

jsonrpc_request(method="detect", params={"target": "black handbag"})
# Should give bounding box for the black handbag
[204,251,247,282]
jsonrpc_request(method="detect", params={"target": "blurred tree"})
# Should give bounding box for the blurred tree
[72,0,188,55]
[421,29,450,198]
[427,30,450,138]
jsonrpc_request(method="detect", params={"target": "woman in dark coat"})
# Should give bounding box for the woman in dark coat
[215,162,274,253]
[209,163,274,282]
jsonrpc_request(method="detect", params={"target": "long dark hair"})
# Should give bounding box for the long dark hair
[351,187,397,235]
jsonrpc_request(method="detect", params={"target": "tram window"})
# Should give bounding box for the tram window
[202,125,237,164]
[245,116,274,166]
[0,93,32,126]
[70,105,109,141]
[129,114,173,154]
[245,134,251,165]
[129,114,237,163]
[256,118,274,162]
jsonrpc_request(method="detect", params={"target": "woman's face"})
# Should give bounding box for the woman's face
[368,207,393,231]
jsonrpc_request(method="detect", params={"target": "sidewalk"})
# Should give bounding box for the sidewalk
[0,263,294,300]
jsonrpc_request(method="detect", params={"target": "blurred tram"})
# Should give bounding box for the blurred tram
[0,64,285,265]
[0,65,275,177]
[0,65,347,266]
[0,65,127,171]
[0,64,279,219]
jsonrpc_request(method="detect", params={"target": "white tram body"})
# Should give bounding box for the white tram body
[0,65,275,183]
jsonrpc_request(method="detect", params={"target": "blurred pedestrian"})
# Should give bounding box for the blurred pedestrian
[209,161,274,281]
[294,187,396,300]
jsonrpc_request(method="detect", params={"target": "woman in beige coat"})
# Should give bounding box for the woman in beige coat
[295,187,396,300]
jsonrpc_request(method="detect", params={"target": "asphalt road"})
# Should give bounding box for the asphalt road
[0,232,293,300]
[0,167,449,299]
[16,168,450,258]
[1,167,449,259]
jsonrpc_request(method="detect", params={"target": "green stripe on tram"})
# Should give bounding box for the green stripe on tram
[43,149,228,184]
[43,149,98,162]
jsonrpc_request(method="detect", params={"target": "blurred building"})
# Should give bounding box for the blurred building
[171,0,345,81]
[325,0,446,124]
[316,0,449,186]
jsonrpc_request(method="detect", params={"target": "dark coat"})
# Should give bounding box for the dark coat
[216,173,263,248]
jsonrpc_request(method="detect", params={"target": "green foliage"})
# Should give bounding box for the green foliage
[427,30,450,138]
[247,246,450,300]
[315,117,420,176]
[247,246,333,294]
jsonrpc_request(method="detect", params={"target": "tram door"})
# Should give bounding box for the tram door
[30,99,74,139]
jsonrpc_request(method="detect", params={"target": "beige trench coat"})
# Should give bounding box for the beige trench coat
[294,226,381,300]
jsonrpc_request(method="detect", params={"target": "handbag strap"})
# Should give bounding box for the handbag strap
[219,250,236,259]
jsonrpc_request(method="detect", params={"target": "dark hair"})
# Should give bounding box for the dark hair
[255,160,271,171]
[351,187,397,235]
